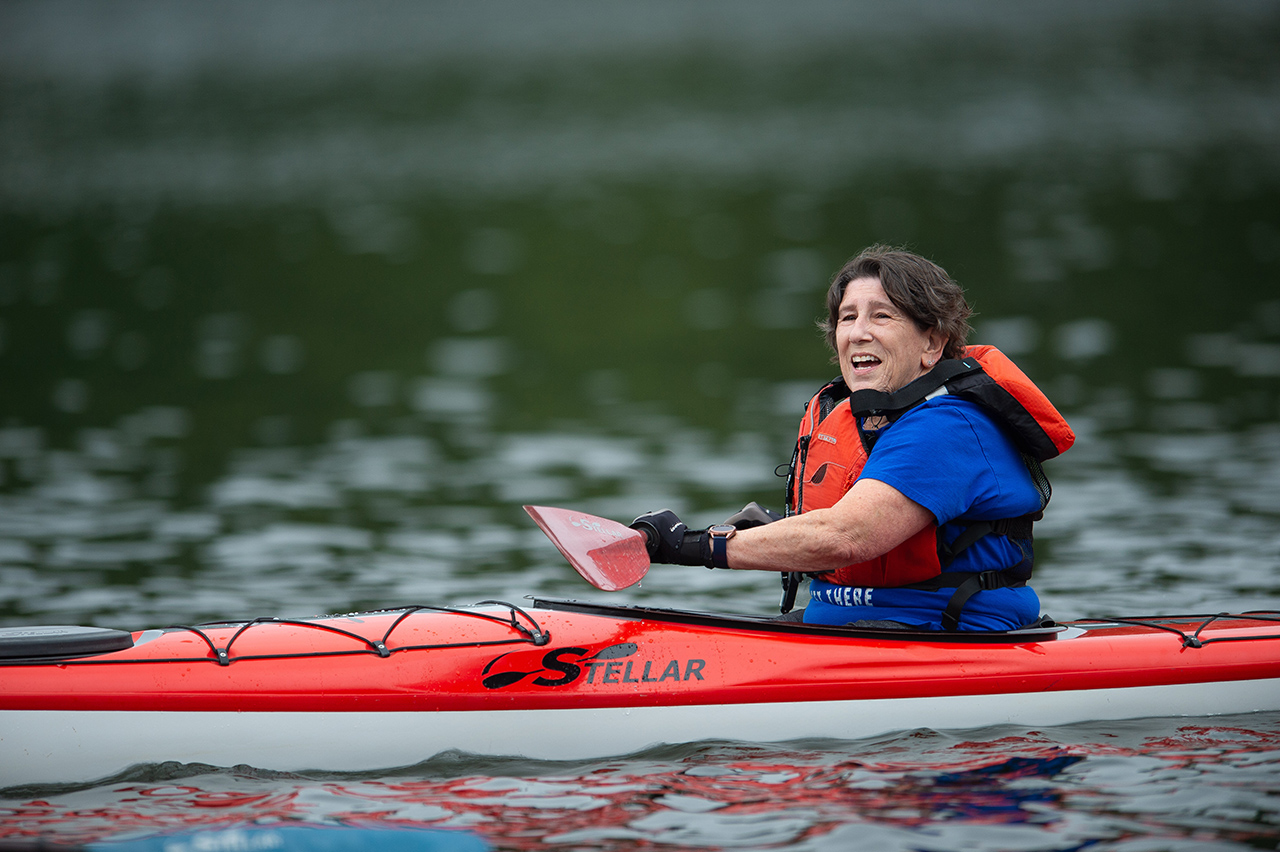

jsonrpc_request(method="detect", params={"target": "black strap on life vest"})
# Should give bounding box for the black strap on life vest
[904,529,1036,630]
[851,356,1063,462]
[848,358,982,454]
[845,357,1052,630]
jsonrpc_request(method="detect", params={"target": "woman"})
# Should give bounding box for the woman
[632,245,1073,631]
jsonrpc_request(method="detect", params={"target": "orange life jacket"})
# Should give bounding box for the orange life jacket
[783,345,1074,592]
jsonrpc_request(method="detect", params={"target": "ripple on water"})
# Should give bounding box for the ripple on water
[3,717,1278,850]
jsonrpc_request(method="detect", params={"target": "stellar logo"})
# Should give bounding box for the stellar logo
[482,643,707,690]
[569,516,627,539]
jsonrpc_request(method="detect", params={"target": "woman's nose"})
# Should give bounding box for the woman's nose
[845,316,872,340]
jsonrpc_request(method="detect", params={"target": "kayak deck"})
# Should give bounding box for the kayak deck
[1,600,1278,711]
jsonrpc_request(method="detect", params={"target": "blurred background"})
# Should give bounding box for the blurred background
[1,0,1278,626]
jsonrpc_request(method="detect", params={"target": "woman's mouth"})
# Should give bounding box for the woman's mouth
[848,354,881,373]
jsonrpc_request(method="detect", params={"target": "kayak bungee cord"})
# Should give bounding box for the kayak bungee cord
[0,601,549,667]
[1070,611,1280,649]
[473,600,551,646]
[175,601,550,667]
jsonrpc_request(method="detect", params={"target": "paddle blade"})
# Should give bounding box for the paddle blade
[523,505,651,591]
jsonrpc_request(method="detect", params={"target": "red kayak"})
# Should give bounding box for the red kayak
[3,598,1278,787]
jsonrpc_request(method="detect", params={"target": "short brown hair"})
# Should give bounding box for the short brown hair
[818,245,972,361]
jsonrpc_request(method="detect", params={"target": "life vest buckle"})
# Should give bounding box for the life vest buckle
[976,570,1003,591]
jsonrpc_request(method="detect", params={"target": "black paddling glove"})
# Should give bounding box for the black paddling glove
[629,509,709,565]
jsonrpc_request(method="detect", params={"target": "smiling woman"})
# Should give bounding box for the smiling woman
[824,246,973,393]
[631,246,1075,631]
[833,276,945,396]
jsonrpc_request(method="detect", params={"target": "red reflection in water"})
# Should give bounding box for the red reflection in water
[2,725,1278,851]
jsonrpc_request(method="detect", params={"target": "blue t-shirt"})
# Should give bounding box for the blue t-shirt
[802,395,1043,631]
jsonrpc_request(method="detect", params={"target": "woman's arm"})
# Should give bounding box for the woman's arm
[724,478,934,572]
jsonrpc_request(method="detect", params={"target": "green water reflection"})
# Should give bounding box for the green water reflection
[1,2,1278,625]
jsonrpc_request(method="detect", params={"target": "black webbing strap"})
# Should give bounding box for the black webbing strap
[848,358,982,418]
[904,538,1035,631]
[899,565,1032,631]
[936,515,1037,568]
[849,360,981,454]
[940,571,1012,631]
[938,521,996,568]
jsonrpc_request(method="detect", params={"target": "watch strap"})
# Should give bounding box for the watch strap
[708,525,735,569]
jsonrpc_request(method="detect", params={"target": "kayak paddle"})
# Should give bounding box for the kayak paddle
[523,505,651,591]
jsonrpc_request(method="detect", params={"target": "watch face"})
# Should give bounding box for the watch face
[710,524,736,536]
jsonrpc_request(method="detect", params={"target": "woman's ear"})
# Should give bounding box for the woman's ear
[923,328,947,366]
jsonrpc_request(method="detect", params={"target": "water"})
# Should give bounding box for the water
[2,2,1280,849]
[4,720,1280,851]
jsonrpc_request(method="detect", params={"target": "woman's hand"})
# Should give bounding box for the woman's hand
[629,509,708,565]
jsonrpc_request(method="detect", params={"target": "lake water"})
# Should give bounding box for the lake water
[2,2,1279,849]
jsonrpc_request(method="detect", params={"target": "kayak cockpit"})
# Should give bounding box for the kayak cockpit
[529,597,1069,643]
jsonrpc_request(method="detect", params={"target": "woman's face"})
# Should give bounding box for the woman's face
[835,276,946,394]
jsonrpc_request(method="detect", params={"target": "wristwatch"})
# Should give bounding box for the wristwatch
[707,524,736,570]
